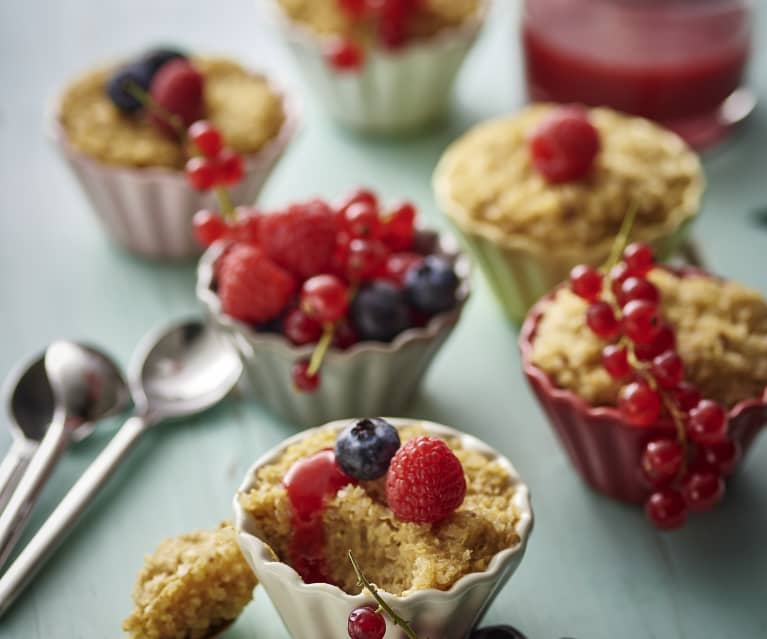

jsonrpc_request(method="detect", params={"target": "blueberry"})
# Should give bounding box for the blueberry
[350,281,410,342]
[142,47,187,76]
[471,625,528,639]
[334,417,401,480]
[404,255,459,314]
[106,62,153,113]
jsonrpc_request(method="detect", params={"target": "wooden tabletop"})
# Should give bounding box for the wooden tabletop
[0,2,765,638]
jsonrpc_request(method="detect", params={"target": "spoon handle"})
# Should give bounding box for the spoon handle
[0,441,36,514]
[0,415,147,617]
[0,418,71,570]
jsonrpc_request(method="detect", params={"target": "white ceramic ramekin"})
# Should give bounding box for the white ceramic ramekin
[266,1,487,134]
[50,83,299,260]
[234,418,533,639]
[197,230,471,427]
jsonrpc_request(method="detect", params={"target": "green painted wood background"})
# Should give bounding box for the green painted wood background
[0,2,765,638]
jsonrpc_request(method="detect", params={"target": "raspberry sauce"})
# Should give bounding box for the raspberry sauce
[282,449,355,583]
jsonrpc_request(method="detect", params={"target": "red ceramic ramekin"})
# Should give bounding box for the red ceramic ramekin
[520,282,767,504]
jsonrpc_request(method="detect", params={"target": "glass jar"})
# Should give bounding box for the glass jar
[521,0,754,149]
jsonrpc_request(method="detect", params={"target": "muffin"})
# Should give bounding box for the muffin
[53,50,298,259]
[234,418,532,639]
[267,0,487,133]
[521,261,767,526]
[434,104,704,323]
[123,522,257,639]
[197,188,471,426]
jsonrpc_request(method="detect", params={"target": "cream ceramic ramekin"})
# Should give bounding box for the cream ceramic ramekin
[266,0,487,134]
[50,83,299,261]
[197,230,471,426]
[233,418,533,639]
[432,117,704,325]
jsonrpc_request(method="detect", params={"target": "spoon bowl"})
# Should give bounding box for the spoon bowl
[6,354,54,445]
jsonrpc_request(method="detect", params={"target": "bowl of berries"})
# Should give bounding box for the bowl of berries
[265,0,487,134]
[234,417,532,639]
[52,48,298,259]
[520,223,767,530]
[196,188,471,426]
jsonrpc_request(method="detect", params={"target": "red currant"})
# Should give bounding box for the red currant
[569,264,603,301]
[650,350,684,389]
[609,262,632,298]
[645,488,688,530]
[641,439,684,483]
[185,156,217,191]
[383,252,422,286]
[283,309,323,346]
[192,210,226,246]
[338,0,369,18]
[339,189,378,217]
[292,359,320,393]
[681,469,724,511]
[699,439,741,476]
[333,320,359,350]
[617,277,659,306]
[633,322,675,361]
[381,201,416,251]
[342,201,380,239]
[188,120,223,158]
[672,382,702,412]
[601,344,631,380]
[217,149,245,186]
[586,301,621,339]
[529,106,600,183]
[378,15,408,50]
[687,399,728,445]
[621,299,661,345]
[618,380,661,426]
[327,38,365,72]
[301,275,349,323]
[348,606,386,639]
[623,242,654,276]
[346,238,388,281]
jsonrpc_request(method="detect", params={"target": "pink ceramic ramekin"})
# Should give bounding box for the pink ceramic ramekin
[50,82,299,260]
[520,283,767,504]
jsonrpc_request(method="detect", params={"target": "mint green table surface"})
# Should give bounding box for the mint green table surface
[0,2,765,638]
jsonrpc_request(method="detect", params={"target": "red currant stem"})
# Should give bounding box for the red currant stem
[348,551,421,639]
[603,201,640,274]
[122,80,185,139]
[625,344,689,475]
[214,186,236,221]
[307,322,334,377]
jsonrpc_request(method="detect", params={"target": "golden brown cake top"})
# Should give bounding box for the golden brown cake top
[122,522,257,639]
[530,269,767,409]
[59,57,285,169]
[435,105,703,258]
[240,423,522,596]
[276,0,481,40]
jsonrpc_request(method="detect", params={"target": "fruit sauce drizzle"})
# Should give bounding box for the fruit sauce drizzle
[282,449,355,584]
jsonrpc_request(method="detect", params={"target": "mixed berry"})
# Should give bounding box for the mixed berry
[528,105,600,184]
[201,189,462,393]
[283,419,466,585]
[568,219,737,530]
[326,0,429,72]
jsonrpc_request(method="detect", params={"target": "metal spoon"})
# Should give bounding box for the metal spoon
[0,319,242,616]
[0,342,129,569]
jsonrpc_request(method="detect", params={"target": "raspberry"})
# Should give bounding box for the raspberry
[217,243,296,324]
[385,436,466,523]
[260,200,339,279]
[149,59,204,136]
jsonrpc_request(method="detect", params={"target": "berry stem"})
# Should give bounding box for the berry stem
[307,323,335,377]
[122,80,185,139]
[215,186,236,221]
[604,201,639,274]
[348,551,420,639]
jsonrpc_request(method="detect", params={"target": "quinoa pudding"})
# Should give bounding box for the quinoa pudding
[239,422,523,596]
[58,57,285,169]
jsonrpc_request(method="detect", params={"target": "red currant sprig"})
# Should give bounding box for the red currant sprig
[568,212,732,530]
